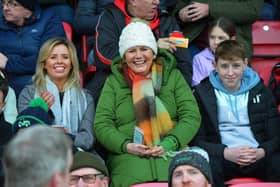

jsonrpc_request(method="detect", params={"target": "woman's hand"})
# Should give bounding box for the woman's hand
[148,146,165,157]
[157,38,177,53]
[40,91,55,109]
[179,2,209,22]
[126,143,150,157]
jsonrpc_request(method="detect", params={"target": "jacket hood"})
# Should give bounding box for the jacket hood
[209,67,260,95]
[111,48,177,86]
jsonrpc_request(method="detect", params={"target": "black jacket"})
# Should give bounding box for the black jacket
[193,78,280,158]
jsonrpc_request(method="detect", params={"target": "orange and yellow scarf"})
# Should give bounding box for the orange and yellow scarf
[127,61,174,147]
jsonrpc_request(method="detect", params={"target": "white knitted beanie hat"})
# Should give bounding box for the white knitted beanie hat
[119,21,158,57]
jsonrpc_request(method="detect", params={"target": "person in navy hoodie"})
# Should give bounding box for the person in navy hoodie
[0,0,65,96]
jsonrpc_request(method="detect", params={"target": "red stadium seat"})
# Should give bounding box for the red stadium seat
[62,22,73,41]
[251,21,280,112]
[229,182,280,187]
[252,21,280,58]
[81,35,96,84]
[225,178,262,186]
[251,58,280,85]
[62,22,85,87]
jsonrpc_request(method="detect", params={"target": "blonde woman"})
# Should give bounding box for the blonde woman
[18,38,94,151]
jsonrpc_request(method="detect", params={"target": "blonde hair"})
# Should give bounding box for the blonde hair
[33,38,80,93]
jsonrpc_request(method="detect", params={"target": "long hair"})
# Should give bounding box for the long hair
[208,17,236,38]
[32,38,80,93]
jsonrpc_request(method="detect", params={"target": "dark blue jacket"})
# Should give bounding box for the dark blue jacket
[0,6,66,96]
[73,0,113,35]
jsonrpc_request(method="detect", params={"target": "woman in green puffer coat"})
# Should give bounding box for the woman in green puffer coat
[94,21,201,187]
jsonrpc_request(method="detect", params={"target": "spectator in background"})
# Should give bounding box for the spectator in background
[94,21,200,187]
[168,147,212,187]
[260,0,279,20]
[13,97,52,133]
[18,38,95,151]
[174,0,263,59]
[69,151,109,187]
[0,71,17,124]
[158,0,177,14]
[275,0,280,19]
[38,0,75,25]
[73,0,113,36]
[88,0,193,104]
[194,40,280,187]
[2,125,73,187]
[192,17,236,87]
[0,0,66,96]
[72,0,113,67]
[0,73,13,187]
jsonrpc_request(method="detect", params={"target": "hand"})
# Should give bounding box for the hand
[224,147,265,167]
[126,143,150,157]
[148,146,165,157]
[224,146,254,166]
[238,147,257,166]
[224,147,243,165]
[40,91,55,109]
[157,38,177,53]
[179,2,209,22]
[256,148,265,161]
[239,147,265,166]
[0,53,8,69]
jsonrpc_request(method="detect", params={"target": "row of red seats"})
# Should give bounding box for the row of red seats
[250,20,280,112]
[129,181,280,187]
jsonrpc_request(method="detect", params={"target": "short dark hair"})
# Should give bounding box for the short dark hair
[0,73,9,100]
[215,40,246,62]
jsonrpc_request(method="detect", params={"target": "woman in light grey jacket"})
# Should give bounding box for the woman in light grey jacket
[18,38,95,151]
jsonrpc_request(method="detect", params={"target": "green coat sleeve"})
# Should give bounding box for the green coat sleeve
[94,77,131,154]
[160,69,201,150]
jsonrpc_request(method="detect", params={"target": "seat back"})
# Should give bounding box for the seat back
[62,22,73,41]
[61,22,85,87]
[251,58,280,85]
[81,35,97,85]
[252,21,280,58]
[130,182,168,187]
[225,177,262,186]
[229,182,280,187]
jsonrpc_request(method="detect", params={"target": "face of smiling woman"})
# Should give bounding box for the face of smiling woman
[124,46,155,76]
[44,44,72,87]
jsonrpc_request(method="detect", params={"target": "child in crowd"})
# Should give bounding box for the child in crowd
[192,17,236,87]
[194,40,280,187]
